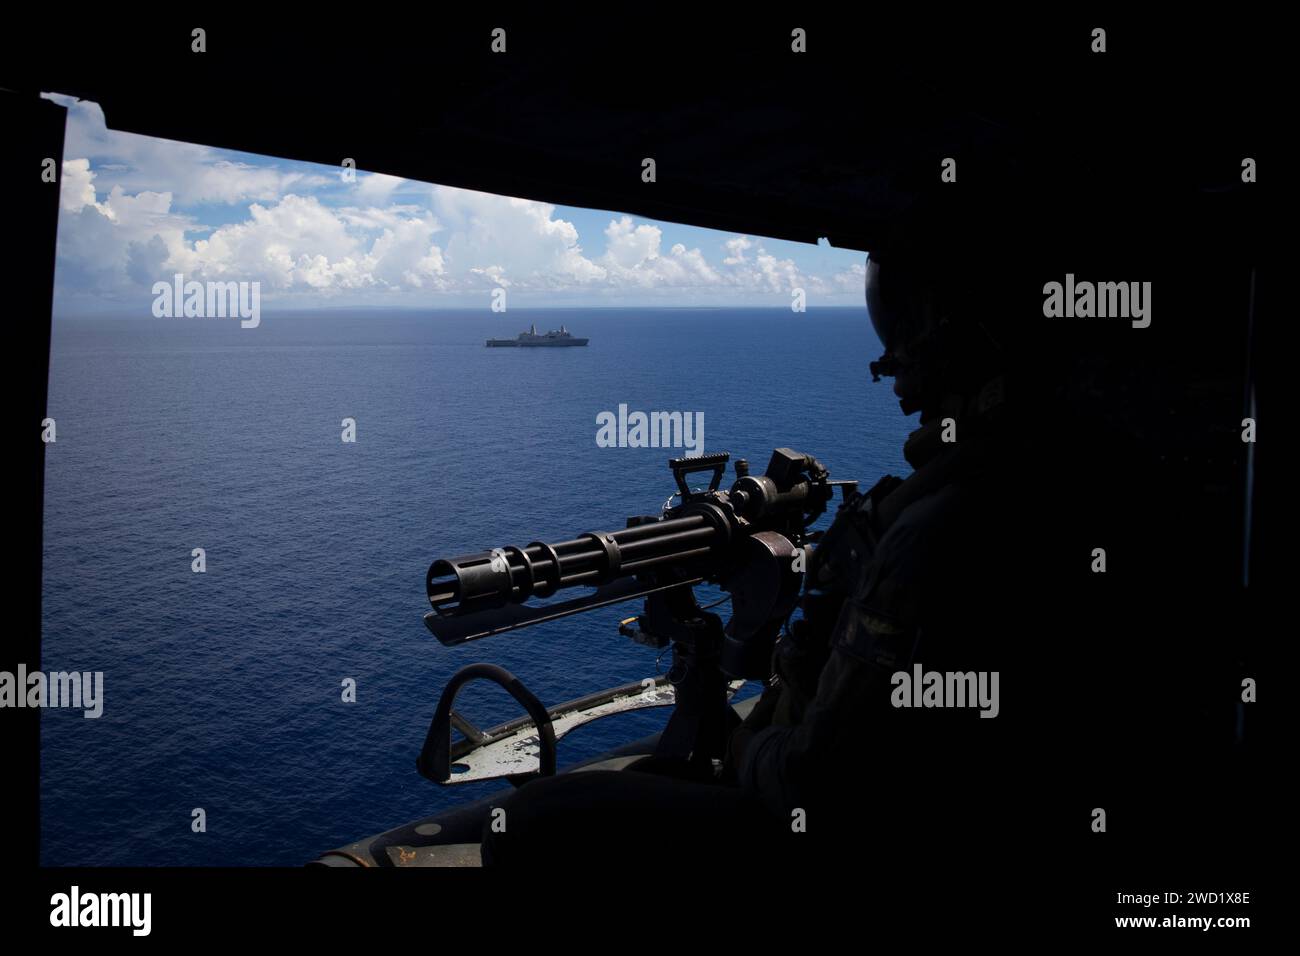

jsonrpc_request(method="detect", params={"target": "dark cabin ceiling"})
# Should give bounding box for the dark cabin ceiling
[1,17,1268,253]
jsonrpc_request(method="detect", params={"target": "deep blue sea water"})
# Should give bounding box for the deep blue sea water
[40,308,912,865]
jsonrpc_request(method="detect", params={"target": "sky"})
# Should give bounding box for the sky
[45,93,870,315]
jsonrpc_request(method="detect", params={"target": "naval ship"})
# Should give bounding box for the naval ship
[486,323,588,347]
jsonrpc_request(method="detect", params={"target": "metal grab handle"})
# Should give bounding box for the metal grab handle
[670,451,730,498]
[416,663,557,786]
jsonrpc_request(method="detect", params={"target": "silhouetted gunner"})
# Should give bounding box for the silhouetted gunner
[480,198,1033,866]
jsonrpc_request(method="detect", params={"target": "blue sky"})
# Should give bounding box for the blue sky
[45,93,869,314]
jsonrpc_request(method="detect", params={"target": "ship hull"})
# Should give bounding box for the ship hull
[486,338,588,347]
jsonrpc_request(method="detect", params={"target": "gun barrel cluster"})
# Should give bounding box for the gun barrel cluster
[427,509,728,616]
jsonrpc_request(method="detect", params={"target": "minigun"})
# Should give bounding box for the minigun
[420,449,857,778]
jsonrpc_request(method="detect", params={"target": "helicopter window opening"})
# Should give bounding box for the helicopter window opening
[37,91,892,867]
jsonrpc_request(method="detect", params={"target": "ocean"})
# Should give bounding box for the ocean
[39,307,912,865]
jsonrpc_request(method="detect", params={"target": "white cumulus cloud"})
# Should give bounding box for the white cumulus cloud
[46,92,870,309]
